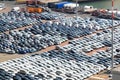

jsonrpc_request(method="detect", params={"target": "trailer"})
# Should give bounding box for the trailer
[63,3,81,13]
[83,5,97,13]
[48,2,81,14]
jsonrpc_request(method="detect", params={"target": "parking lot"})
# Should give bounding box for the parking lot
[0,1,120,80]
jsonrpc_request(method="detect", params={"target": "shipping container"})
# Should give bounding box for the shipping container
[48,2,58,8]
[48,2,71,9]
[27,6,43,13]
[55,2,70,9]
[35,7,43,13]
[27,6,34,13]
[64,3,79,8]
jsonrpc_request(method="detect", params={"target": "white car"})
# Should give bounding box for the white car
[0,3,5,10]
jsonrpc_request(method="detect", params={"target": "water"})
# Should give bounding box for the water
[79,0,120,10]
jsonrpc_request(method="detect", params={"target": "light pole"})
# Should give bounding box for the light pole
[75,0,78,20]
[111,0,114,79]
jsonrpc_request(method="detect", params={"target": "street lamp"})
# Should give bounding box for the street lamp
[75,0,78,20]
[111,0,114,79]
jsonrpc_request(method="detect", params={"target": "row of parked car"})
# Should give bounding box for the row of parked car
[0,15,120,54]
[1,10,120,34]
[57,26,120,53]
[0,45,120,80]
[0,21,120,80]
[39,12,64,20]
[0,11,40,33]
[91,50,120,68]
[57,36,105,53]
[1,7,120,79]
[0,11,65,33]
[0,50,106,80]
[0,27,68,54]
[50,17,120,39]
[59,17,120,29]
[0,68,38,80]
